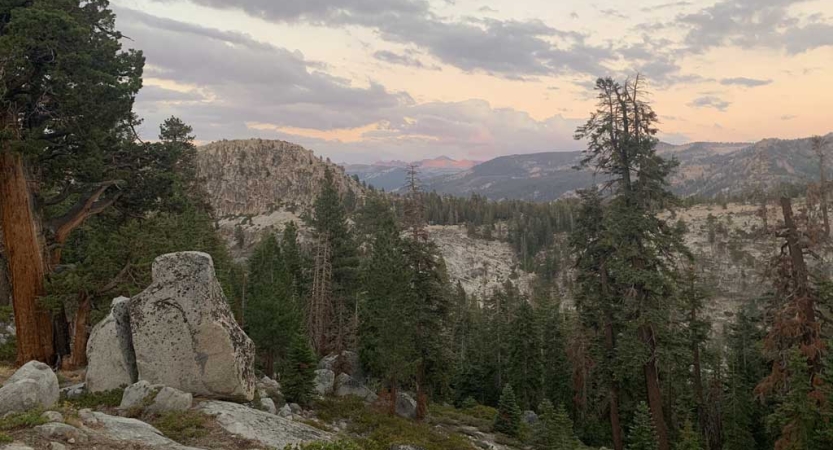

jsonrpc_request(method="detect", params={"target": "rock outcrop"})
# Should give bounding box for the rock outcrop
[86,296,136,392]
[313,369,335,395]
[334,373,376,403]
[395,392,417,419]
[129,252,256,401]
[198,400,331,448]
[318,350,365,382]
[0,361,59,415]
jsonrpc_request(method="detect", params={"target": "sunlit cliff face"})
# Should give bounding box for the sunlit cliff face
[113,0,833,163]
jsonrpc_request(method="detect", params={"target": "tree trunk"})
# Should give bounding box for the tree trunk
[0,148,54,365]
[691,309,706,436]
[605,321,625,450]
[640,324,670,450]
[67,294,91,369]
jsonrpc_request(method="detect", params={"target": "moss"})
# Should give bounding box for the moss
[428,403,496,432]
[150,410,209,443]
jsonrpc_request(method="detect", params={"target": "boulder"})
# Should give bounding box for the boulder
[86,296,137,392]
[129,252,256,401]
[395,392,417,419]
[334,373,376,403]
[198,400,331,448]
[59,383,85,399]
[2,444,35,450]
[257,376,281,397]
[313,369,334,395]
[120,380,161,410]
[318,350,364,381]
[0,361,59,415]
[41,411,64,423]
[259,397,277,414]
[278,404,292,418]
[522,410,538,425]
[147,386,193,414]
[119,381,192,414]
[49,442,67,450]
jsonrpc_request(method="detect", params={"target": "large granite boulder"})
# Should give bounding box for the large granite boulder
[129,252,256,401]
[0,361,59,415]
[86,296,137,392]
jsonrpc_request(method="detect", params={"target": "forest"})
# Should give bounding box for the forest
[1,2,832,450]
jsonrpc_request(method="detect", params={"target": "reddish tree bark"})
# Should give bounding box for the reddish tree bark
[0,147,54,365]
[641,324,670,450]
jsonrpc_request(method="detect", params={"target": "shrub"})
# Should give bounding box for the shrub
[284,440,363,450]
[0,409,47,431]
[61,387,124,409]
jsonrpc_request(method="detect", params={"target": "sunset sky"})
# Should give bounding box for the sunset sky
[112,0,833,163]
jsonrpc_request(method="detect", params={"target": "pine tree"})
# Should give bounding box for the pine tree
[533,399,582,450]
[0,0,143,364]
[674,420,702,450]
[509,301,544,410]
[539,292,572,413]
[575,76,689,450]
[494,384,522,437]
[283,334,318,406]
[282,221,308,300]
[358,199,417,411]
[244,233,299,377]
[628,402,659,450]
[307,168,359,356]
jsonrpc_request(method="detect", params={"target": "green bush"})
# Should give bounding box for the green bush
[0,409,47,431]
[0,432,12,444]
[61,387,124,409]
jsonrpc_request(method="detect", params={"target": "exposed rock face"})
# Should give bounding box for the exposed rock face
[119,381,193,415]
[313,369,335,395]
[334,373,376,403]
[86,296,136,392]
[88,412,202,450]
[395,392,417,419]
[129,252,256,401]
[198,400,331,448]
[197,139,363,218]
[0,361,59,415]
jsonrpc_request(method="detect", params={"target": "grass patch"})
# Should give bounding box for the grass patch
[150,410,210,443]
[428,403,496,432]
[0,409,47,431]
[60,387,124,410]
[313,397,476,450]
[0,432,12,444]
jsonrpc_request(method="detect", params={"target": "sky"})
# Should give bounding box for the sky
[112,0,833,164]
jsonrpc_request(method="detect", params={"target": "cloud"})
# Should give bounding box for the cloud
[688,96,731,111]
[149,0,614,79]
[720,77,773,87]
[641,1,692,12]
[598,9,628,20]
[115,7,586,163]
[677,0,833,54]
[373,50,439,70]
[478,6,498,13]
[780,114,797,120]
[116,7,411,133]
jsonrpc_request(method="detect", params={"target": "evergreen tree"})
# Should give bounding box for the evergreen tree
[306,168,359,356]
[0,0,144,364]
[283,334,318,406]
[494,384,522,437]
[244,234,299,377]
[282,221,308,300]
[538,291,572,412]
[575,76,690,450]
[359,199,417,410]
[628,402,659,450]
[533,399,583,450]
[674,420,702,450]
[509,301,544,410]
